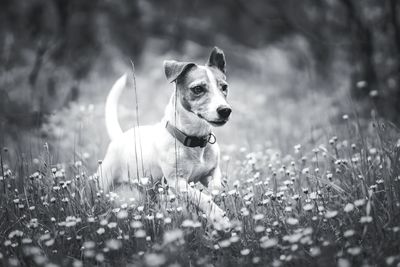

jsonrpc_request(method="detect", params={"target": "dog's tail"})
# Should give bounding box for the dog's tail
[105,74,127,140]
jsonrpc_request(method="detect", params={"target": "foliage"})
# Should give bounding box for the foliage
[0,115,399,267]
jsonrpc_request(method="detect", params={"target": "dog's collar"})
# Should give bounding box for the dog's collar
[165,121,216,148]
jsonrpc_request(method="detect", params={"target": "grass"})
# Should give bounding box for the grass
[0,113,399,267]
[0,39,399,266]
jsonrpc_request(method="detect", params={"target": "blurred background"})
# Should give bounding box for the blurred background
[0,0,399,169]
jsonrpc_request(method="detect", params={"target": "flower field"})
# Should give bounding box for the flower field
[0,115,399,267]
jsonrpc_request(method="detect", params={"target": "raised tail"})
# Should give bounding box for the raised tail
[105,74,127,140]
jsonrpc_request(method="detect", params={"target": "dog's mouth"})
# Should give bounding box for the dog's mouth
[197,114,228,126]
[208,120,228,126]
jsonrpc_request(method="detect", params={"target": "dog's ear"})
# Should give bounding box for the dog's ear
[207,47,226,73]
[164,60,196,83]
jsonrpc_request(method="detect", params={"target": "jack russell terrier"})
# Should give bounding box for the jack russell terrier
[98,47,231,228]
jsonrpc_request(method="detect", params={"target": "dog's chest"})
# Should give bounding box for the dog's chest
[179,146,217,182]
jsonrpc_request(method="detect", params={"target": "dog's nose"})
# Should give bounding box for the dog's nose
[217,106,232,119]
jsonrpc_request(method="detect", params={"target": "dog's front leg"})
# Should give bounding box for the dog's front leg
[167,175,229,228]
[208,166,225,192]
[200,166,225,193]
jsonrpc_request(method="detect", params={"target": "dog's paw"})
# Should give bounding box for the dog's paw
[209,180,224,194]
[210,209,231,231]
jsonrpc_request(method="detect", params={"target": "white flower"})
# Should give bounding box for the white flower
[240,249,250,255]
[96,228,105,235]
[344,203,354,213]
[286,218,299,225]
[325,210,338,219]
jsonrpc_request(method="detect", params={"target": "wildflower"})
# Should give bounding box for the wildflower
[309,192,318,200]
[44,239,55,247]
[228,189,236,196]
[360,216,373,224]
[22,238,32,244]
[292,194,300,201]
[95,253,105,263]
[347,247,362,256]
[144,253,166,267]
[386,256,397,265]
[134,230,146,238]
[40,233,51,241]
[164,217,172,224]
[193,221,202,228]
[303,203,314,211]
[240,207,250,216]
[230,235,240,243]
[163,229,183,244]
[260,238,278,249]
[240,249,250,255]
[130,221,143,228]
[96,228,105,235]
[219,239,231,248]
[356,80,367,88]
[74,161,82,168]
[354,199,366,207]
[182,219,194,228]
[325,210,338,219]
[310,247,321,257]
[286,218,299,225]
[112,208,120,213]
[255,225,265,233]
[82,241,95,250]
[284,206,293,212]
[107,222,117,228]
[344,203,354,213]
[342,114,349,120]
[28,218,39,228]
[294,144,302,153]
[84,249,95,258]
[343,230,355,238]
[302,168,309,174]
[253,214,264,221]
[253,257,260,264]
[303,227,313,235]
[369,90,378,98]
[105,239,122,250]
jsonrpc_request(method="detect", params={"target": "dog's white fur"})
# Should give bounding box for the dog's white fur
[99,49,231,227]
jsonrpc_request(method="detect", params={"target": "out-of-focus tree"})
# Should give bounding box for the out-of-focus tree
[0,0,399,127]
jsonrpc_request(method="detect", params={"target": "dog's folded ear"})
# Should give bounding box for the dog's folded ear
[207,47,226,73]
[164,60,196,83]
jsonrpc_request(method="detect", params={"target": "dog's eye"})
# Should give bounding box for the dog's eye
[221,84,228,94]
[191,85,205,95]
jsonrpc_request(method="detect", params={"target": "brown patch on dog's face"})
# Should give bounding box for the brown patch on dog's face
[176,65,231,126]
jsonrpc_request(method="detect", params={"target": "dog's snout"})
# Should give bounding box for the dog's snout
[217,106,232,119]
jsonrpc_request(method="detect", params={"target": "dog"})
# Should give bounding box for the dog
[98,47,232,227]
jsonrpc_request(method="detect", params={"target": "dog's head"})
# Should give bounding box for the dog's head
[164,47,231,127]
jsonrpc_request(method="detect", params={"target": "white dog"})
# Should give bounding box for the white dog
[99,47,232,227]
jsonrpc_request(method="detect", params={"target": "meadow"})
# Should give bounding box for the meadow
[1,42,400,267]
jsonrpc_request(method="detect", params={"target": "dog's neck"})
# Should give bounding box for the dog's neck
[162,93,211,138]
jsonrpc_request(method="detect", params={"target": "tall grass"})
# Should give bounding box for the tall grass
[0,113,399,267]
